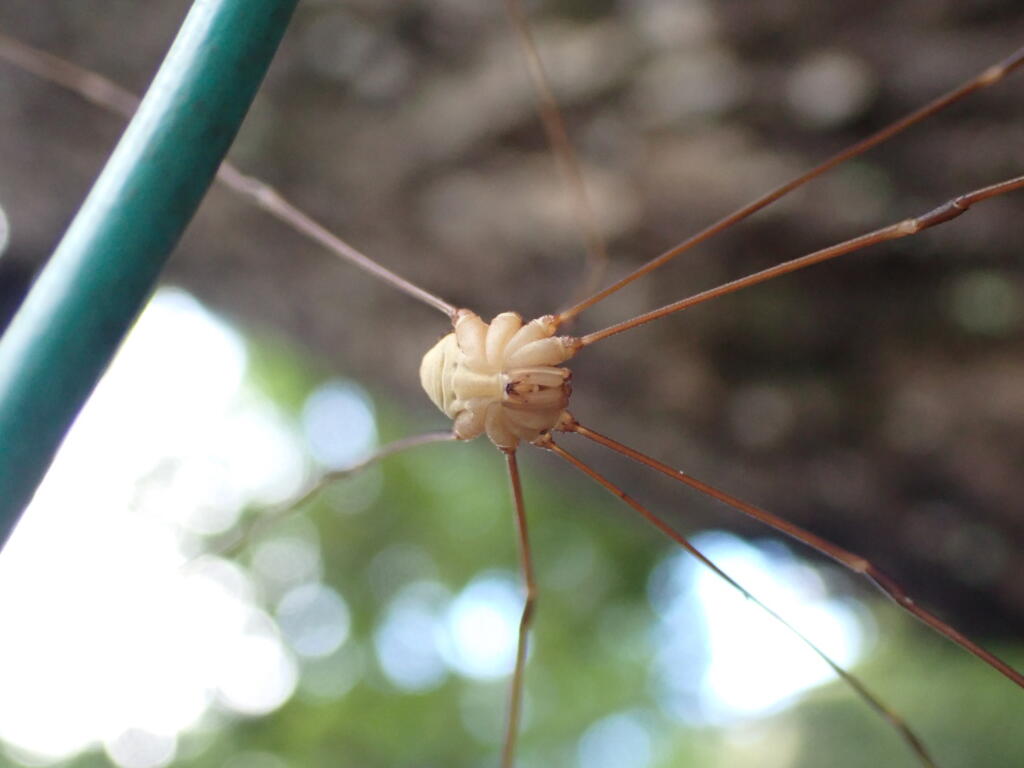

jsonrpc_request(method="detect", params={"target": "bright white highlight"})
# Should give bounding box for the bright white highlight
[302,381,377,469]
[103,729,178,768]
[372,571,523,691]
[441,573,521,679]
[374,581,450,692]
[650,531,864,723]
[0,289,307,765]
[215,611,298,715]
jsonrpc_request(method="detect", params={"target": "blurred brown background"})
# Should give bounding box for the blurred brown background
[0,0,1022,644]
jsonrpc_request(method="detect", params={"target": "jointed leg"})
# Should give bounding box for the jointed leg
[577,174,1024,347]
[537,434,936,768]
[212,165,458,319]
[556,44,1024,325]
[0,31,138,117]
[205,430,458,561]
[501,448,537,768]
[560,418,1024,691]
[0,32,458,320]
[503,0,611,303]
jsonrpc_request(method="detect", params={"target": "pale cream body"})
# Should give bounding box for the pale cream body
[419,311,575,448]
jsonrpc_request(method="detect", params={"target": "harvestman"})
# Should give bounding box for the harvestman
[2,9,1023,767]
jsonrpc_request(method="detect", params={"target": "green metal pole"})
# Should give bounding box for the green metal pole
[0,0,299,548]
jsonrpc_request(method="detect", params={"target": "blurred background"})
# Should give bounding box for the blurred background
[0,0,1022,766]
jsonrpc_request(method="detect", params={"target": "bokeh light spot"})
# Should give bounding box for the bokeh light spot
[215,613,298,715]
[302,380,378,469]
[277,582,351,658]
[298,644,365,701]
[441,572,521,679]
[650,531,863,724]
[577,712,652,768]
[0,289,305,761]
[103,729,177,768]
[374,581,450,692]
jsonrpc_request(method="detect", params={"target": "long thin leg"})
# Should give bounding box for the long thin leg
[535,435,936,768]
[205,430,457,561]
[0,32,459,320]
[503,0,610,302]
[561,418,1024,690]
[213,167,458,319]
[577,174,1024,347]
[556,44,1024,325]
[501,448,537,768]
[0,30,138,118]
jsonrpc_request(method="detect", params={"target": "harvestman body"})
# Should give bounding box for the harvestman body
[420,311,575,448]
[3,11,1024,768]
